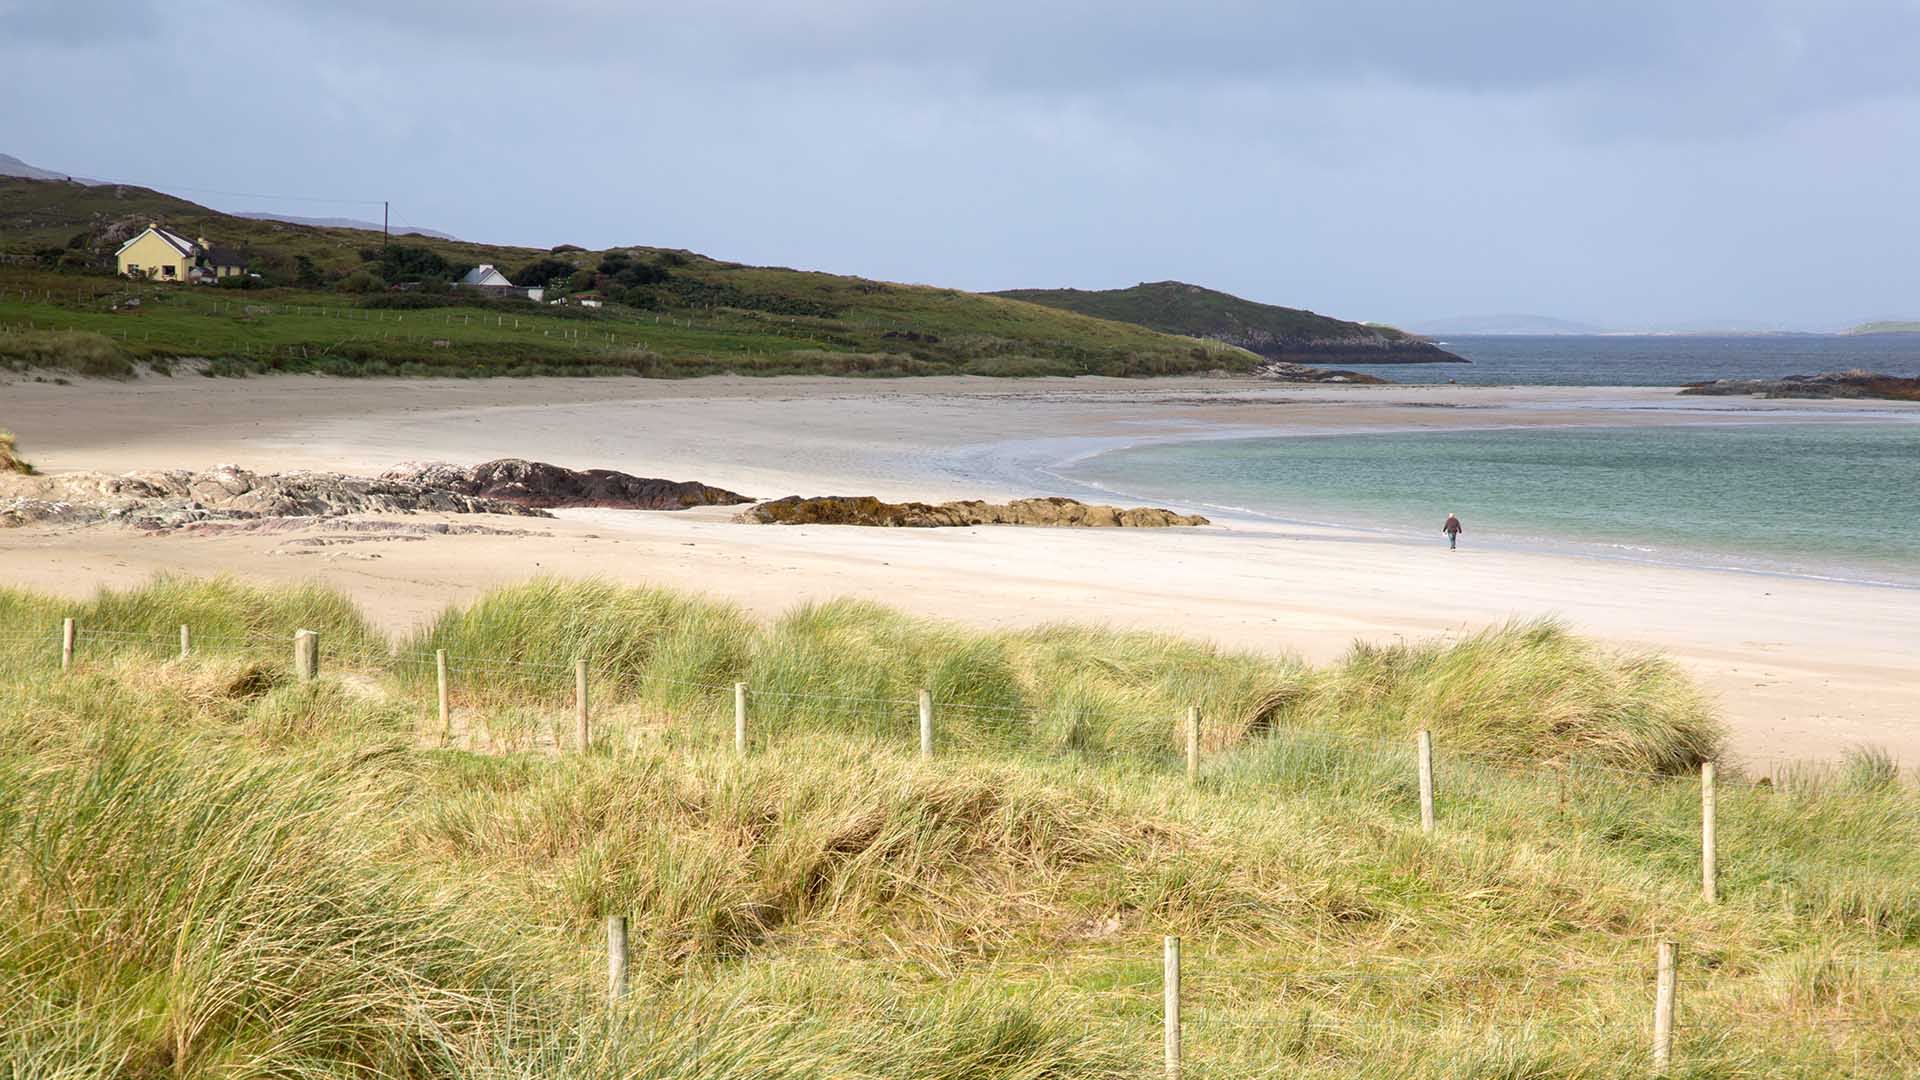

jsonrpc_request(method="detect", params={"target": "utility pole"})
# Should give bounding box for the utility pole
[383,201,389,247]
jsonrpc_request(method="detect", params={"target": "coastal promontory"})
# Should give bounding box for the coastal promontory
[992,281,1467,365]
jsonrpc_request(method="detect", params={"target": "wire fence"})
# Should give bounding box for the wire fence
[582,925,1917,1075]
[19,618,1919,800]
[10,617,1918,1074]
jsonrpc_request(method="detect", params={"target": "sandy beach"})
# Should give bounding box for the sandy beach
[6,373,1916,770]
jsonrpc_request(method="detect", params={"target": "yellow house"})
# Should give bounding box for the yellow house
[115,225,247,282]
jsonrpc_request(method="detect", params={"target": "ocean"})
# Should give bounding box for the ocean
[1058,337,1920,587]
[1362,333,1920,385]
[1065,422,1920,585]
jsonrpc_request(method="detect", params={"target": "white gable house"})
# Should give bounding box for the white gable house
[459,264,514,287]
[456,263,542,302]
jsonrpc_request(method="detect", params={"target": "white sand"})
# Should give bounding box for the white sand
[6,373,1917,769]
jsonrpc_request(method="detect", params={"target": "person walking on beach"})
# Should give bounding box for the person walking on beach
[1442,512,1463,550]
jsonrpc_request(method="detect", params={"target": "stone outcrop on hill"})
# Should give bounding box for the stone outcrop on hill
[739,495,1208,528]
[381,459,751,510]
[1679,371,1920,401]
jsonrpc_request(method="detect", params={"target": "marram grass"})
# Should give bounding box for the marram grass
[3,576,1916,1076]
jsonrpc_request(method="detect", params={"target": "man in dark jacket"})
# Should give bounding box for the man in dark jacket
[1443,512,1463,550]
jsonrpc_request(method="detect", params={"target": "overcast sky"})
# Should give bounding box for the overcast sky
[4,0,1916,329]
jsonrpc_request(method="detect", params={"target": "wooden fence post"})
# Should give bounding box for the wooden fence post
[1185,706,1200,785]
[1417,729,1436,834]
[61,617,75,671]
[734,682,748,755]
[919,688,934,760]
[1701,762,1717,903]
[293,629,319,681]
[575,659,590,753]
[1653,940,1677,1074]
[607,915,629,1002]
[1163,935,1182,1080]
[435,649,450,735]
[179,624,190,660]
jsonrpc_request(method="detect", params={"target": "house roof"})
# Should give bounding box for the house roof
[116,225,196,258]
[203,245,246,267]
[459,264,514,287]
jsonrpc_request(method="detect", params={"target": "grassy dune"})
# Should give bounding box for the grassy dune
[2,577,1916,1077]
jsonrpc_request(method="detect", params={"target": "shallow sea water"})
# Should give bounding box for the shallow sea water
[1064,422,1920,587]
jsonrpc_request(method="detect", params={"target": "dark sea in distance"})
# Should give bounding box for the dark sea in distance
[1357,332,1920,385]
[1058,335,1920,587]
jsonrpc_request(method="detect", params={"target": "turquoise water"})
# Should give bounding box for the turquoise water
[1064,423,1920,586]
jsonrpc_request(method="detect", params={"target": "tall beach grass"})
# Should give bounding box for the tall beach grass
[6,575,1915,1076]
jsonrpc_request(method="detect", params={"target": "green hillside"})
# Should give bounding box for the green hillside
[1,177,1254,379]
[1,577,1915,1076]
[994,281,1466,364]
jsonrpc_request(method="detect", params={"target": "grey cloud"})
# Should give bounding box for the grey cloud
[263,0,1920,129]
[3,1,1917,328]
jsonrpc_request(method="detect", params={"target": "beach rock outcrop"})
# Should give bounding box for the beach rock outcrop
[380,458,751,510]
[1679,371,1920,401]
[1252,360,1391,385]
[739,495,1209,528]
[0,463,548,530]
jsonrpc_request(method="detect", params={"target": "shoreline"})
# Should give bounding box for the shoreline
[4,373,1918,769]
[1044,421,1920,592]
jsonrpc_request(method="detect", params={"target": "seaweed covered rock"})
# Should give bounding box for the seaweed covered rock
[1680,371,1920,401]
[739,495,1208,528]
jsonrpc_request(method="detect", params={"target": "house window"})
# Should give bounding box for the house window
[127,264,141,275]
[162,265,176,278]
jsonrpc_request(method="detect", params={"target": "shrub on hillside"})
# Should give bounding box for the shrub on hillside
[359,243,450,283]
[512,258,578,289]
[334,269,387,294]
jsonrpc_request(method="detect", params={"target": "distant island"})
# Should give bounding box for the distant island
[1411,313,1609,335]
[1848,321,1920,335]
[992,281,1466,364]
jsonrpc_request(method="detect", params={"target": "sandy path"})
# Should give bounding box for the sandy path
[5,374,1917,770]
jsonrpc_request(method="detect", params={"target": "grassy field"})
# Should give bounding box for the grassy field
[2,576,1914,1077]
[0,264,1253,379]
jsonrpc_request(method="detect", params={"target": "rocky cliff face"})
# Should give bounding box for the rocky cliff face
[739,495,1208,528]
[1228,334,1463,365]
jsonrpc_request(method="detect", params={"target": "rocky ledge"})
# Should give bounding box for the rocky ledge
[739,495,1208,528]
[381,458,750,510]
[1252,360,1391,385]
[1,459,750,531]
[1679,371,1920,401]
[1241,336,1466,366]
